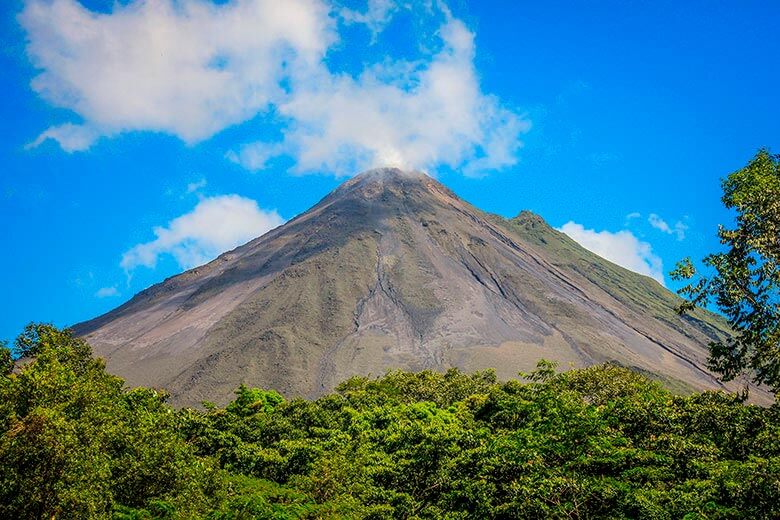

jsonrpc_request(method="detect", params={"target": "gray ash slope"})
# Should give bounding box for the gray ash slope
[75,168,768,406]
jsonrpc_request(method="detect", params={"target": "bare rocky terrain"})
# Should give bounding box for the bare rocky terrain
[74,168,769,406]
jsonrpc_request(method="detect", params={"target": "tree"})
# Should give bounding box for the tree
[0,324,218,518]
[0,341,11,376]
[672,149,780,394]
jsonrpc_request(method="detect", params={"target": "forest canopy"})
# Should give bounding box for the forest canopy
[1,324,778,519]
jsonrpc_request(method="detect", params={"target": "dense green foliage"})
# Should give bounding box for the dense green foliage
[2,325,779,518]
[0,324,220,518]
[673,149,780,394]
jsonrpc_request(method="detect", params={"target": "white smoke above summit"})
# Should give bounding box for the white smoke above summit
[21,0,529,176]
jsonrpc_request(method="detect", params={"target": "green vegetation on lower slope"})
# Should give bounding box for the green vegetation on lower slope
[495,211,730,340]
[2,325,779,519]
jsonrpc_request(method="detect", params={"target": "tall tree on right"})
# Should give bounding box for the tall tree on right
[673,149,780,396]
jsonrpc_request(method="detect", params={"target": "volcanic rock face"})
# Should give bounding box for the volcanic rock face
[75,168,766,406]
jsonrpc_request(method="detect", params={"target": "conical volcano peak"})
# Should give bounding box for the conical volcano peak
[74,162,765,407]
[350,166,429,184]
[334,167,457,203]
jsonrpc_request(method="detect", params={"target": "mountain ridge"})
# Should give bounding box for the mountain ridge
[75,168,769,406]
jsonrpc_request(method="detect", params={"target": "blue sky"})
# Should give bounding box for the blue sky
[1,0,778,343]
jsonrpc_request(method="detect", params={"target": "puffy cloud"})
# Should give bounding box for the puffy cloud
[558,221,665,285]
[648,213,688,241]
[121,195,284,271]
[21,0,527,176]
[233,17,529,175]
[95,286,119,298]
[21,0,335,150]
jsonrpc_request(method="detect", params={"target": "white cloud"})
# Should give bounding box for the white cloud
[625,212,641,220]
[340,0,400,38]
[226,142,284,171]
[95,286,119,298]
[648,213,688,240]
[647,213,671,234]
[558,221,665,285]
[673,221,689,240]
[21,0,527,176]
[27,123,100,152]
[186,179,207,194]
[21,0,335,151]
[233,17,529,175]
[121,195,284,271]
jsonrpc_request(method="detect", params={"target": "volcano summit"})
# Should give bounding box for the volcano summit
[75,169,761,406]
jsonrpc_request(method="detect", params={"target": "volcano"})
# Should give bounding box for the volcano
[74,168,764,406]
